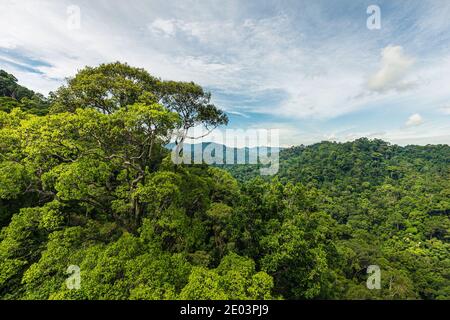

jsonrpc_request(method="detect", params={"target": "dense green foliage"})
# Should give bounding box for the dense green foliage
[0,63,448,300]
[0,70,50,116]
[225,140,450,299]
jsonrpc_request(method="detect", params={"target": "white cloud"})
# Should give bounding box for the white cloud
[368,45,415,92]
[405,113,424,127]
[227,110,249,118]
[149,19,177,37]
[439,106,450,115]
[0,38,17,49]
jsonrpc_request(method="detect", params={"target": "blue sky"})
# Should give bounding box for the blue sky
[1,0,449,146]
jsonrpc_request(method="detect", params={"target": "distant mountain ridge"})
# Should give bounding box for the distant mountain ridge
[166,141,281,164]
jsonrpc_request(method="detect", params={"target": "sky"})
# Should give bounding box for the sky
[1,0,449,147]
